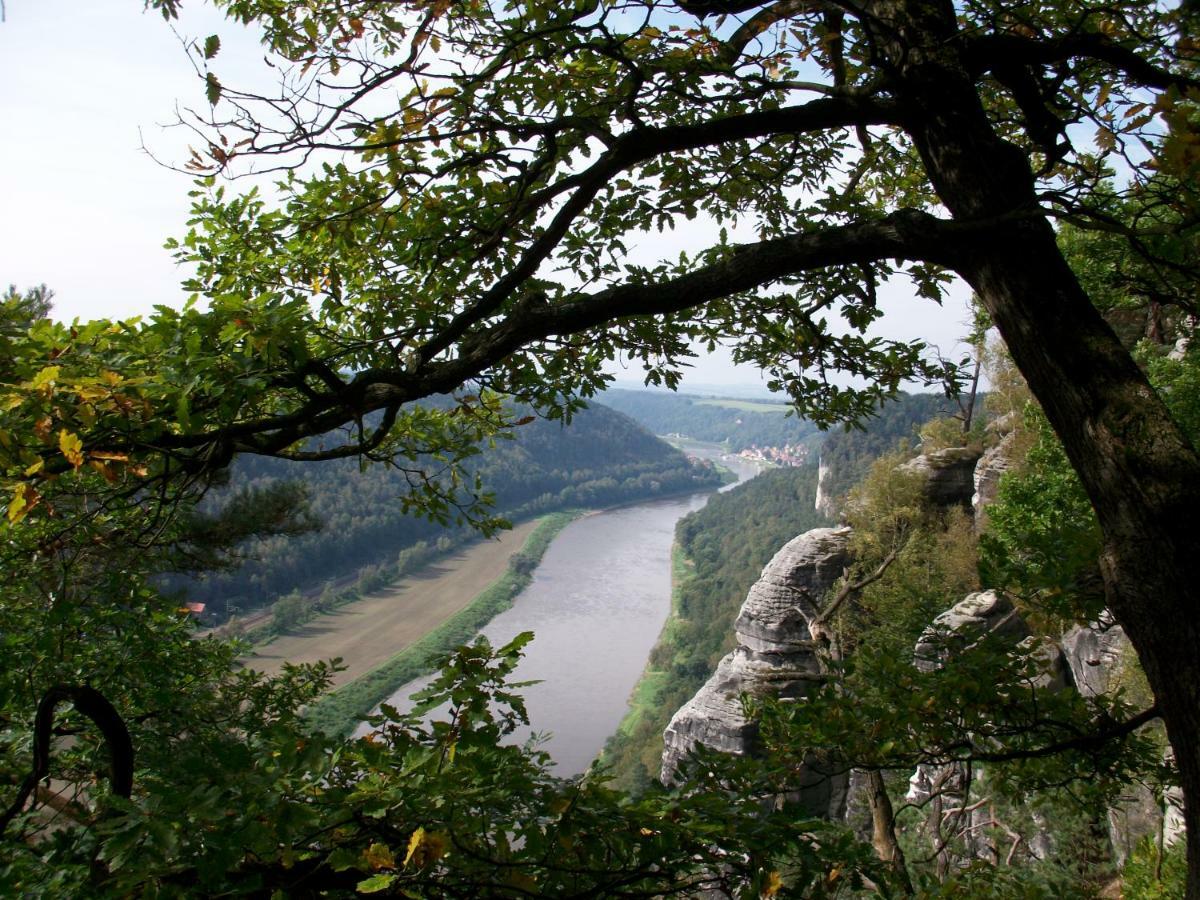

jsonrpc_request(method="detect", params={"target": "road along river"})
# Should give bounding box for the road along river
[367,446,760,774]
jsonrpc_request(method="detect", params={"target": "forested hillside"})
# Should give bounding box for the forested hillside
[180,402,720,620]
[602,387,959,504]
[599,388,822,451]
[817,392,960,510]
[602,466,829,789]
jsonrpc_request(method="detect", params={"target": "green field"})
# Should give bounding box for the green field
[695,397,793,414]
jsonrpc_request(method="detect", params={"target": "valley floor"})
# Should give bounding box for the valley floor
[242,518,540,689]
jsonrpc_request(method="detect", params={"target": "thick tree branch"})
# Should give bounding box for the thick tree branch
[945,704,1161,766]
[722,0,818,63]
[1,686,133,834]
[155,207,1005,464]
[967,33,1200,93]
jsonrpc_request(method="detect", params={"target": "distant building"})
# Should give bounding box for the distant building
[735,443,812,467]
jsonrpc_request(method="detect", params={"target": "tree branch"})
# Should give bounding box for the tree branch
[811,544,902,635]
[417,94,901,366]
[1,686,133,834]
[150,207,1002,465]
[967,33,1200,93]
[958,704,1161,765]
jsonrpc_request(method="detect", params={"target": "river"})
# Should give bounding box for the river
[369,445,761,774]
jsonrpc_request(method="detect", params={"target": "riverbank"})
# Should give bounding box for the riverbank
[599,543,695,791]
[243,518,542,689]
[598,466,828,791]
[303,511,580,736]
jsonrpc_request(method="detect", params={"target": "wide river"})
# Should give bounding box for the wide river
[370,445,760,774]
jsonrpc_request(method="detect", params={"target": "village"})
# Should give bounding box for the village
[735,443,812,467]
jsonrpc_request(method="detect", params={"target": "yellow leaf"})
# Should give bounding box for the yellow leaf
[23,459,44,476]
[363,842,395,871]
[59,429,84,468]
[0,394,23,411]
[75,385,111,402]
[404,827,448,869]
[762,870,784,898]
[7,484,38,523]
[28,366,61,390]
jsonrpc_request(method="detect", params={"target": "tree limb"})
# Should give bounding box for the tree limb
[1,686,134,834]
[811,543,902,634]
[967,33,1200,93]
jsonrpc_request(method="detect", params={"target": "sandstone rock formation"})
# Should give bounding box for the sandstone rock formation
[906,590,1068,869]
[971,430,1017,530]
[1060,617,1129,699]
[899,446,982,508]
[814,454,837,519]
[913,590,1031,673]
[660,527,851,817]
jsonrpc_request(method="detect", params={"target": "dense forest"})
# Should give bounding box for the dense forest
[602,467,829,790]
[599,388,823,451]
[178,401,721,620]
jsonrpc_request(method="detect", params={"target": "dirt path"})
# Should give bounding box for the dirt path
[243,519,540,689]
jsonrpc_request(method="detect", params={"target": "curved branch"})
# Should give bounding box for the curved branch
[1,686,134,834]
[960,703,1161,765]
[723,0,818,64]
[158,207,999,463]
[417,93,901,366]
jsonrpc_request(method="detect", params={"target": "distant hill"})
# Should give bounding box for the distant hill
[598,388,822,452]
[598,387,961,518]
[179,402,722,620]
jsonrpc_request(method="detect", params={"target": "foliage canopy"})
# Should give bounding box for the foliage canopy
[4,0,1200,894]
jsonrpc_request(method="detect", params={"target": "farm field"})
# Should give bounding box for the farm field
[243,518,540,689]
[694,398,792,414]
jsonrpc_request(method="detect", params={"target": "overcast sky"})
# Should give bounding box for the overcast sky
[0,0,972,394]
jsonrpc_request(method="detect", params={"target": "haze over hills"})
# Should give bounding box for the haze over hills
[599,387,823,452]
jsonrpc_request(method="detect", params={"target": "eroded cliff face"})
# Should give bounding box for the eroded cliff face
[660,445,984,812]
[659,527,851,816]
[814,454,837,519]
[972,431,1017,530]
[899,446,983,508]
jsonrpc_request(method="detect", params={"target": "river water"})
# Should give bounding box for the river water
[370,445,760,775]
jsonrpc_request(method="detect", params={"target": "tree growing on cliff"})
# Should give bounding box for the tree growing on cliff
[5,0,1200,892]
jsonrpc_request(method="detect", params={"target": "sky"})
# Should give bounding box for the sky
[0,0,973,396]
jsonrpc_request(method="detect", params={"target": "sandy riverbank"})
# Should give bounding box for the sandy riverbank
[243,518,540,690]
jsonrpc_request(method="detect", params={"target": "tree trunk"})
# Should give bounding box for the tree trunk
[868,1,1200,893]
[867,769,914,893]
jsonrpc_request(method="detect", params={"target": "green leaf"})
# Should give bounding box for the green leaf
[356,873,398,893]
[206,72,223,107]
[203,34,221,60]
